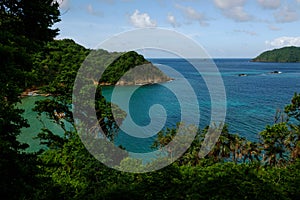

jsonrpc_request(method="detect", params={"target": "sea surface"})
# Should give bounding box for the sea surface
[19,59,300,153]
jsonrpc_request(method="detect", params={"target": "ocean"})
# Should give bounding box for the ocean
[19,59,300,153]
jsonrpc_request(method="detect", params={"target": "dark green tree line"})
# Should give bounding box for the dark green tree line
[0,0,60,199]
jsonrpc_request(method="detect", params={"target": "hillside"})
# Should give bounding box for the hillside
[93,50,172,85]
[252,46,300,62]
[32,39,172,88]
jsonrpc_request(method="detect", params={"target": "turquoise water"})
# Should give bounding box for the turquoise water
[18,59,300,153]
[17,96,65,152]
[103,58,300,153]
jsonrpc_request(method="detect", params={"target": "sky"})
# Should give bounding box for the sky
[54,0,300,58]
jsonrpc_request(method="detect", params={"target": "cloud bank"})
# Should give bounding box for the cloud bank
[266,36,300,48]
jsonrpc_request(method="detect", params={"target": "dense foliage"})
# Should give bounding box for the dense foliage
[1,1,300,199]
[99,50,148,83]
[0,0,60,199]
[31,39,90,87]
[252,46,300,62]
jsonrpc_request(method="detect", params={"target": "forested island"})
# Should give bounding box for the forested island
[1,1,300,200]
[252,46,300,62]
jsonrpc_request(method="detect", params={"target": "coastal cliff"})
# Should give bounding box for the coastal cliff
[95,50,172,86]
[115,63,172,86]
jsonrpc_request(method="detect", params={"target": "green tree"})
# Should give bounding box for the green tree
[284,93,300,160]
[0,0,60,198]
[259,123,290,166]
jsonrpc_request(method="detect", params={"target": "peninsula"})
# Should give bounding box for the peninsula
[31,39,172,89]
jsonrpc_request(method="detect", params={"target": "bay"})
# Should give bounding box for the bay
[19,59,300,153]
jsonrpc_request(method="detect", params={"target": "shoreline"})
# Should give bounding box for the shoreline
[97,78,175,86]
[21,78,174,98]
[20,89,51,98]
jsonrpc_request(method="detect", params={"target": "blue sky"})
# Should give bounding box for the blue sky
[55,0,300,58]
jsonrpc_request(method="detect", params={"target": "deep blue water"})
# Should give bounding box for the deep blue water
[102,58,300,153]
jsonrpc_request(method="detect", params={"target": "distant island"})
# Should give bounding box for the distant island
[252,46,300,63]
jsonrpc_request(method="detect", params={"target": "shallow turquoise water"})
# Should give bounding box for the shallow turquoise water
[17,96,65,151]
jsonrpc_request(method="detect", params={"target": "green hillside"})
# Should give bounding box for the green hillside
[252,46,300,62]
[32,39,171,88]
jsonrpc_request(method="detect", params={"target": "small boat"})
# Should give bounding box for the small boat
[238,73,247,77]
[270,71,282,74]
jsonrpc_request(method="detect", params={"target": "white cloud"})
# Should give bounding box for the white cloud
[167,13,180,27]
[86,4,104,17]
[268,25,281,31]
[98,0,115,4]
[87,4,93,13]
[130,10,157,28]
[213,0,252,22]
[234,29,257,36]
[266,36,300,48]
[257,0,281,9]
[175,4,209,26]
[225,6,252,22]
[214,0,245,9]
[274,6,299,23]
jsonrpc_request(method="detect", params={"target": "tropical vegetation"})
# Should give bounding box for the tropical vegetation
[1,1,300,199]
